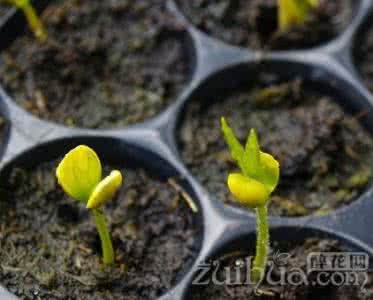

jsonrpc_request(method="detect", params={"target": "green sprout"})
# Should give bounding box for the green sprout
[1,0,47,42]
[56,145,123,265]
[221,118,280,284]
[278,0,319,32]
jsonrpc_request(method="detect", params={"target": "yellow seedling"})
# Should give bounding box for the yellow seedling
[221,117,280,284]
[278,0,319,32]
[56,145,123,265]
[1,0,47,42]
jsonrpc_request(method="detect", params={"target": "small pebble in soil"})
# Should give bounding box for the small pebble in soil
[178,77,373,217]
[176,0,355,50]
[0,0,190,129]
[0,160,201,299]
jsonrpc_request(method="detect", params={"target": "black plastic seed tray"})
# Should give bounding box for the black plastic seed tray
[1,0,373,299]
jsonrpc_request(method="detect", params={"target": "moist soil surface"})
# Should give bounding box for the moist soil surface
[176,0,355,50]
[0,0,190,129]
[190,238,373,299]
[178,77,373,217]
[354,23,373,93]
[0,160,201,299]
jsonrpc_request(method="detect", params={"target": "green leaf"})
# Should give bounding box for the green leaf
[242,130,280,193]
[221,117,247,175]
[258,152,280,193]
[56,145,102,202]
[86,170,123,209]
[278,0,315,31]
[244,128,261,177]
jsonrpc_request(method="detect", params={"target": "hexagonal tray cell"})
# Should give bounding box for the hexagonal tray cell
[176,61,373,218]
[185,227,373,300]
[0,0,194,129]
[174,0,358,50]
[0,137,202,299]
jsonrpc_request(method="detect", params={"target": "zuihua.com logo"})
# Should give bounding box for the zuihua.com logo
[192,252,370,293]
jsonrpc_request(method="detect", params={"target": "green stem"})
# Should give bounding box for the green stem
[21,1,47,42]
[251,205,269,283]
[2,0,47,42]
[91,209,114,265]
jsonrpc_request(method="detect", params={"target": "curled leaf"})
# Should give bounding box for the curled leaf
[86,170,123,209]
[259,152,280,193]
[56,145,102,202]
[227,173,269,208]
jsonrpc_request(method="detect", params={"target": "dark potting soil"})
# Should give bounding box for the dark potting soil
[354,23,373,93]
[189,238,373,299]
[0,0,190,129]
[178,78,373,217]
[0,160,201,299]
[176,0,355,50]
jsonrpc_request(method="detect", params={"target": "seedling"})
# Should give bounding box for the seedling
[56,145,123,265]
[278,0,319,32]
[221,118,280,284]
[1,0,47,42]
